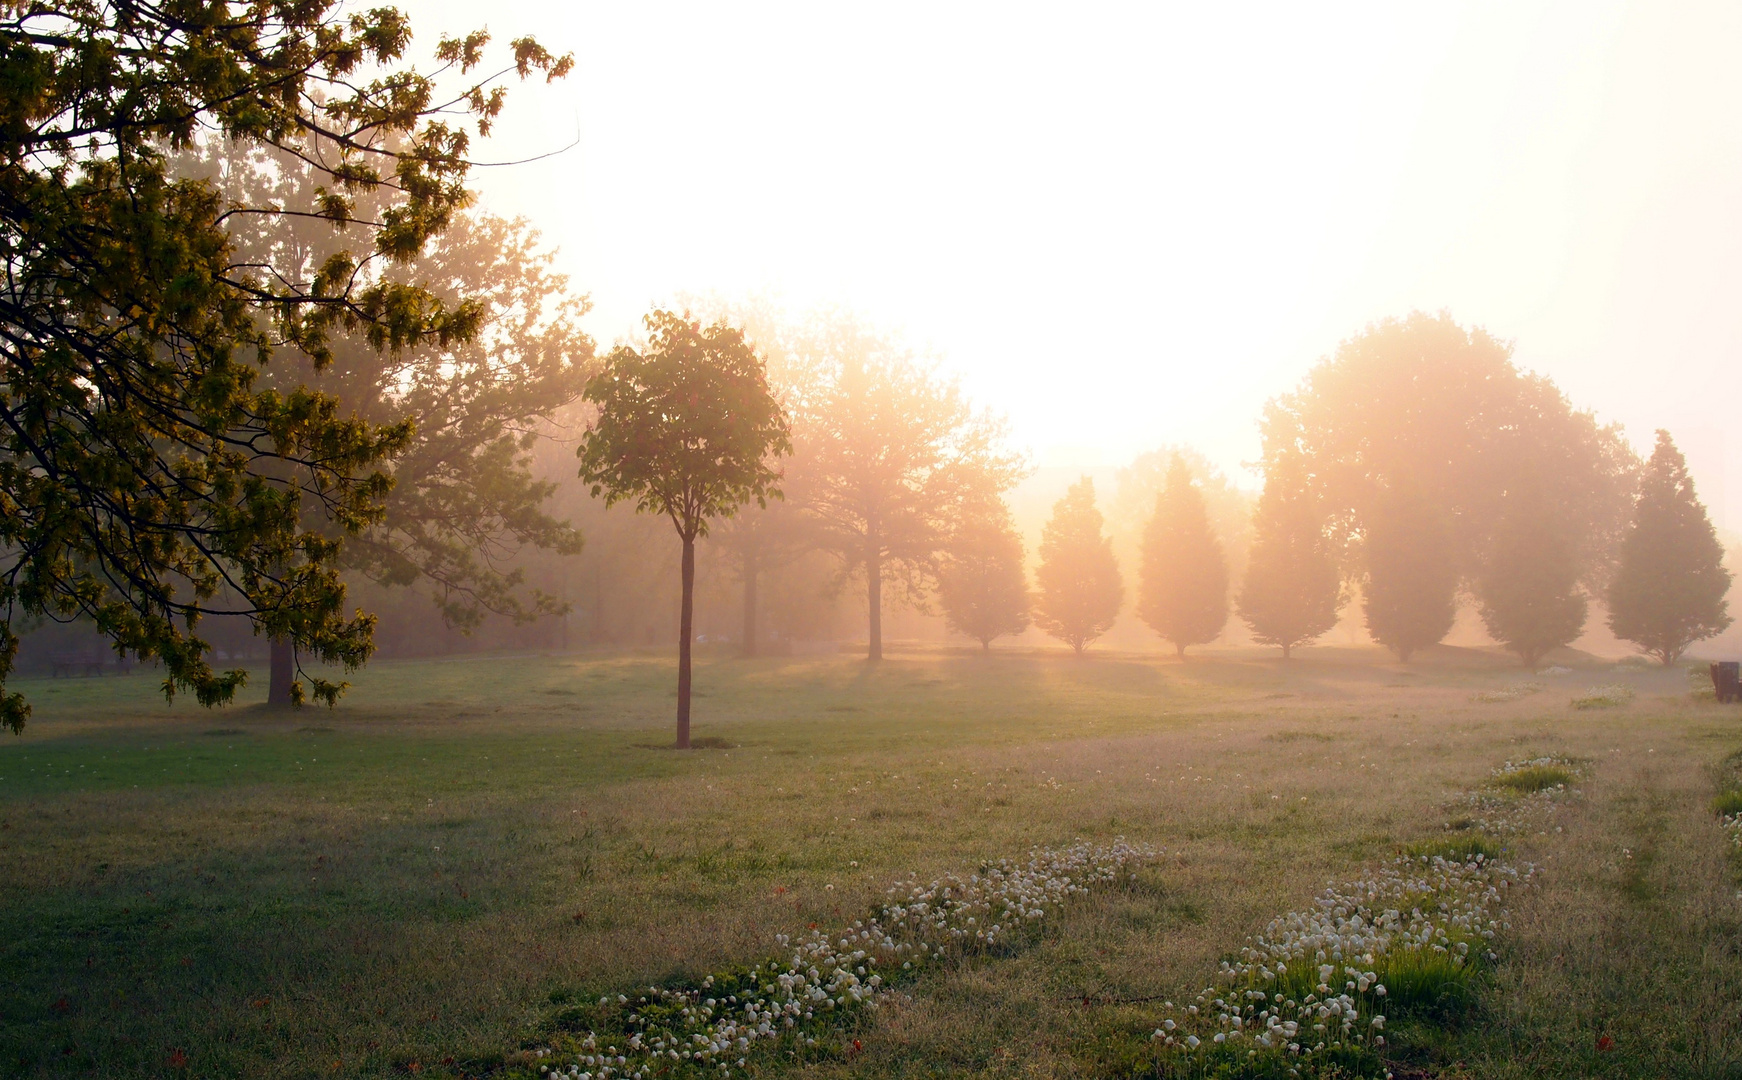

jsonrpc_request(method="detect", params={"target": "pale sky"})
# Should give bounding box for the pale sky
[405,0,1742,529]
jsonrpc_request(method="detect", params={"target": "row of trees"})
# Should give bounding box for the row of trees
[981,314,1730,666]
[0,5,1730,743]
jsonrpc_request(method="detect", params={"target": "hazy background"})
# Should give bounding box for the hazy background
[400,0,1739,526]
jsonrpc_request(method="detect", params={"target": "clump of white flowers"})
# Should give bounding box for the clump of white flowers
[1149,757,1581,1078]
[532,838,1156,1080]
[1721,813,1741,851]
[1149,849,1529,1075]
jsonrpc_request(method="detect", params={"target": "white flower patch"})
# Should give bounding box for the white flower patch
[1150,757,1581,1073]
[1150,850,1530,1068]
[1721,813,1741,852]
[537,838,1157,1080]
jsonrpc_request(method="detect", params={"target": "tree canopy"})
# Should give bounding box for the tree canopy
[1608,431,1732,664]
[796,317,1024,659]
[1261,311,1636,659]
[0,2,571,728]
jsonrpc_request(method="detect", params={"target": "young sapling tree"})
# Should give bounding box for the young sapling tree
[578,311,790,748]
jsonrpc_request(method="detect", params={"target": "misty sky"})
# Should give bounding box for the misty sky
[403,0,1742,529]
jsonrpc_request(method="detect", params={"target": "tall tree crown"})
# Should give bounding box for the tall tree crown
[1034,477,1124,655]
[1137,455,1228,655]
[578,311,791,541]
[1238,454,1341,657]
[1607,430,1732,664]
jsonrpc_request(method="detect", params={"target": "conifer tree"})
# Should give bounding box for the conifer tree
[1608,431,1733,664]
[1238,457,1341,659]
[938,499,1032,650]
[1138,456,1229,657]
[1034,478,1124,656]
[1363,482,1458,661]
[1476,484,1588,667]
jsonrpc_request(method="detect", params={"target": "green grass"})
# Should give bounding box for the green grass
[1714,789,1742,817]
[1,644,1738,1078]
[1492,764,1576,793]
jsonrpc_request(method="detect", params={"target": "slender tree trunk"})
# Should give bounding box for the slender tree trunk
[742,542,759,658]
[1175,641,1186,659]
[1281,643,1291,660]
[982,638,991,652]
[268,636,294,706]
[866,529,882,662]
[677,535,695,749]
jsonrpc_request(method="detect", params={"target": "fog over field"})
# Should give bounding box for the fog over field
[4,4,1742,1080]
[404,1,1742,529]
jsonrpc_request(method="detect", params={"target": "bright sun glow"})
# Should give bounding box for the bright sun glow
[409,0,1742,526]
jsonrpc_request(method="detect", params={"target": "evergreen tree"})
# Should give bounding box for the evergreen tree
[0,5,570,728]
[938,499,1031,650]
[1363,482,1458,661]
[1476,483,1588,667]
[1238,456,1341,659]
[1034,478,1124,656]
[1138,456,1229,657]
[1608,431,1733,664]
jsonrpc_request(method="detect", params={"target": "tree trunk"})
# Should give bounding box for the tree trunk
[866,531,882,662]
[268,636,294,706]
[742,542,759,658]
[1281,643,1291,660]
[677,536,695,749]
[1175,641,1186,660]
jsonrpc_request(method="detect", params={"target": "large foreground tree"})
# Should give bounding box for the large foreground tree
[1137,455,1228,657]
[0,4,570,729]
[188,141,592,702]
[578,311,789,748]
[1608,431,1732,664]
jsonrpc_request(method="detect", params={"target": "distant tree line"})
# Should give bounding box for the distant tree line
[1,5,1733,741]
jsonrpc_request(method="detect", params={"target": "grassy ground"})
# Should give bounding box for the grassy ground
[2,643,1740,1079]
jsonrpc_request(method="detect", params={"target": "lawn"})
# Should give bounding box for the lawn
[2,644,1739,1079]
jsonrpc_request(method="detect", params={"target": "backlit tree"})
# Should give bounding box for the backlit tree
[0,4,570,729]
[1362,483,1458,661]
[1238,456,1341,659]
[1608,431,1732,664]
[800,317,1024,659]
[1034,478,1124,656]
[578,312,790,748]
[1477,481,1588,667]
[1137,455,1228,657]
[938,498,1031,650]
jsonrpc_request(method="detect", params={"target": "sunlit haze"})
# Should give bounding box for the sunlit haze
[407,0,1742,527]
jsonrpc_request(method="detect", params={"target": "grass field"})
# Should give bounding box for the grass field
[2,644,1741,1079]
